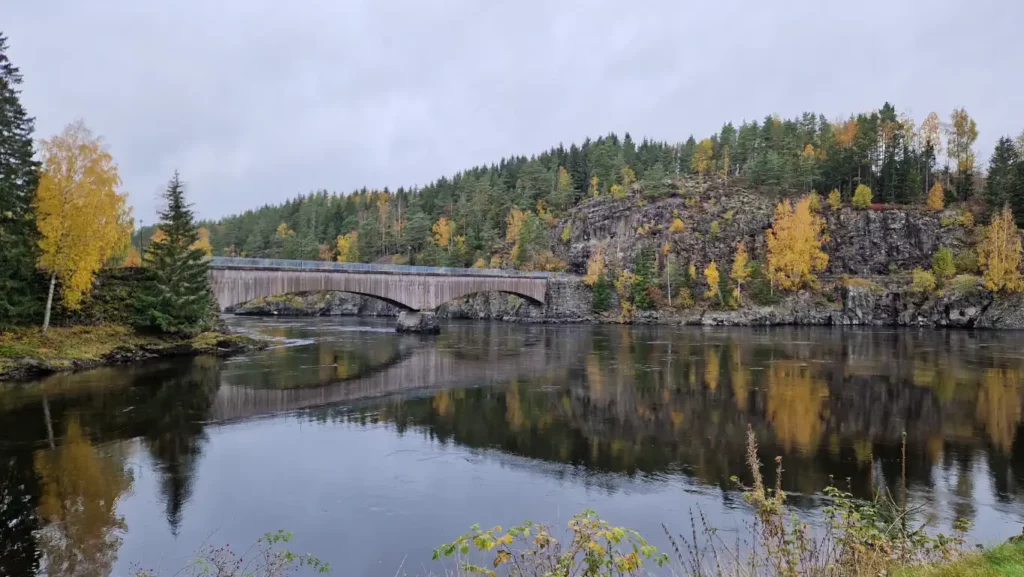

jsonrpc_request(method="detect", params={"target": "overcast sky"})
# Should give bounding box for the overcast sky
[6,0,1023,223]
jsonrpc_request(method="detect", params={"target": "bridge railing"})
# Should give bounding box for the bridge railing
[208,256,565,278]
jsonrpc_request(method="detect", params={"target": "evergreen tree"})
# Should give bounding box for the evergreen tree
[0,34,41,328]
[134,172,214,335]
[987,137,1021,223]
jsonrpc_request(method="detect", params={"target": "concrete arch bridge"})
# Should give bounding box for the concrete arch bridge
[209,257,557,331]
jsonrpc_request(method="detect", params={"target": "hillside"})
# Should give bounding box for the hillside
[176,102,1024,328]
[162,103,1022,274]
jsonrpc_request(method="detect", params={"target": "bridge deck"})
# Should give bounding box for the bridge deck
[209,256,563,279]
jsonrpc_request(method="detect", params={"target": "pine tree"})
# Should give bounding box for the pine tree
[0,34,42,328]
[134,172,214,335]
[987,137,1020,220]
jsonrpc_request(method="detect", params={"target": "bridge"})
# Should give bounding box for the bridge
[208,257,555,314]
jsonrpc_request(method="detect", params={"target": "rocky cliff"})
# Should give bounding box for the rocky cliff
[230,174,1024,329]
[560,174,974,277]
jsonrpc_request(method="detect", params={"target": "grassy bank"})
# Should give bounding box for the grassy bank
[0,323,265,382]
[896,540,1024,576]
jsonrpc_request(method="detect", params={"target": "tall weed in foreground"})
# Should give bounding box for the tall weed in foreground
[436,427,971,577]
[661,428,970,576]
[132,530,329,577]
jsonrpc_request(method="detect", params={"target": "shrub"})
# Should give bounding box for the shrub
[709,220,721,237]
[591,275,612,313]
[560,223,571,242]
[960,211,975,228]
[827,189,842,209]
[931,247,956,279]
[434,510,667,577]
[668,218,685,233]
[948,274,983,296]
[852,184,873,208]
[911,268,937,293]
[808,191,822,211]
[954,249,979,274]
[927,181,944,210]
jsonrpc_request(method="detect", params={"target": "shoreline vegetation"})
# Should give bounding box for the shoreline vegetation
[0,323,266,382]
[134,429,1024,577]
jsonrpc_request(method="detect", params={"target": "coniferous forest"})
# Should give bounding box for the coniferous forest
[159,104,1024,274]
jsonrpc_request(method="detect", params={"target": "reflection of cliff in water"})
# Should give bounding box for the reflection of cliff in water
[303,326,1024,521]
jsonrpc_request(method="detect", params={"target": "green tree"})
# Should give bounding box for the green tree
[134,172,214,335]
[932,247,956,280]
[987,137,1022,226]
[631,249,656,309]
[0,34,41,328]
[852,184,873,208]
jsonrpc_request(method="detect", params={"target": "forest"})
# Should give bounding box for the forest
[3,23,1024,332]
[153,103,1024,275]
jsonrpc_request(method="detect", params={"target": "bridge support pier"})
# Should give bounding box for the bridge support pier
[395,311,440,334]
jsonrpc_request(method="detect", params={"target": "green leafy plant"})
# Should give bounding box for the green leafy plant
[434,510,668,577]
[133,530,329,577]
[911,268,937,294]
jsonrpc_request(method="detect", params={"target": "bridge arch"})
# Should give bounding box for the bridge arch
[209,259,551,313]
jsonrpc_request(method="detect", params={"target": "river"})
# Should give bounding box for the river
[2,317,1024,575]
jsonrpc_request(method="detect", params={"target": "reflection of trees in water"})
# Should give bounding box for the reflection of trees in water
[766,361,829,452]
[0,356,223,567]
[141,356,221,534]
[0,453,41,575]
[33,416,134,577]
[976,369,1022,454]
[309,326,1024,517]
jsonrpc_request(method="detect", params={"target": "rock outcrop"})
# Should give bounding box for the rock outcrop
[227,175,1024,330]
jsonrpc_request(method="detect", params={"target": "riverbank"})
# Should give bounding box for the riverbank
[0,323,267,382]
[230,274,1024,329]
[899,540,1024,576]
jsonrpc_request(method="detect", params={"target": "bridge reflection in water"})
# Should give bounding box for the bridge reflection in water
[211,335,553,422]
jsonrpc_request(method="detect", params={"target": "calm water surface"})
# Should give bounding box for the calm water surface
[3,317,1024,576]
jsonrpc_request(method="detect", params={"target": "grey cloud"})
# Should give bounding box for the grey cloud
[5,0,1023,222]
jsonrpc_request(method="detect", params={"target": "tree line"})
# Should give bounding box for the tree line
[187,105,1024,272]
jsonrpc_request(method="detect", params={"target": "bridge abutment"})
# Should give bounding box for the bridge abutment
[395,311,440,334]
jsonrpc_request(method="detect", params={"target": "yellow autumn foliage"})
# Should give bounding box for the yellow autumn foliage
[432,216,453,250]
[827,189,842,210]
[505,208,525,244]
[691,138,713,181]
[584,247,605,286]
[852,184,873,209]
[36,121,131,310]
[335,230,359,262]
[927,181,945,210]
[704,261,720,301]
[121,247,142,267]
[191,227,213,257]
[668,218,685,233]
[766,195,829,291]
[730,242,751,304]
[978,206,1023,292]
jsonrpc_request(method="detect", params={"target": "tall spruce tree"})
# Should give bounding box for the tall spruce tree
[0,33,41,328]
[135,172,213,334]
